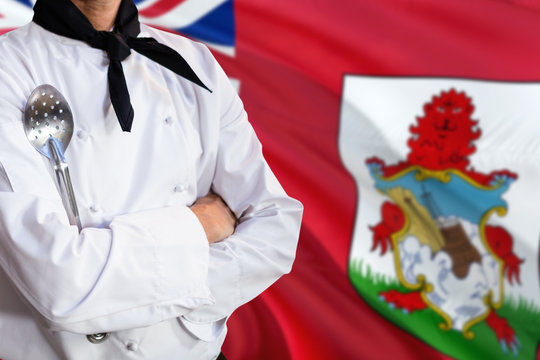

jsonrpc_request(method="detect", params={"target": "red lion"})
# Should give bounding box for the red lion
[367,89,516,185]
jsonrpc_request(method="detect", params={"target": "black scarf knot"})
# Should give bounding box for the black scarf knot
[92,31,132,62]
[33,0,211,132]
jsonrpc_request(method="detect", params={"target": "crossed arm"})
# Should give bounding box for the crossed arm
[0,110,302,335]
[190,193,236,245]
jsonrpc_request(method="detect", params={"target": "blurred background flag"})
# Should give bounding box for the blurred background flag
[137,0,235,56]
[0,0,32,32]
[2,0,540,359]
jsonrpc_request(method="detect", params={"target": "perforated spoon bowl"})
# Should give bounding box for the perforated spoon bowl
[23,84,82,231]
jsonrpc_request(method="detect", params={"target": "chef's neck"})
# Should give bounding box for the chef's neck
[71,0,122,31]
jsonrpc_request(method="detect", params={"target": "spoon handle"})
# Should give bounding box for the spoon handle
[48,138,82,232]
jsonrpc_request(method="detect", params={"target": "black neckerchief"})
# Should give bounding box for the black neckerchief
[33,0,211,132]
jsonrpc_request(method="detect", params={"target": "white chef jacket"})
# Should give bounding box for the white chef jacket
[0,22,302,359]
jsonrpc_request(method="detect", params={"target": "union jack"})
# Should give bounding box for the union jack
[0,0,235,55]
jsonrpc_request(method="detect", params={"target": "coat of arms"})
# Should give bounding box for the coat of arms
[340,78,540,359]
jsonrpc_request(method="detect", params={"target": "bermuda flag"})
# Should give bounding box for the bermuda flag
[2,1,540,359]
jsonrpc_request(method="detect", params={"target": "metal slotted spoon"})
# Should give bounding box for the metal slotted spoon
[23,84,82,231]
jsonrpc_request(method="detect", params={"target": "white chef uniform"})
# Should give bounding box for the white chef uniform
[0,21,302,359]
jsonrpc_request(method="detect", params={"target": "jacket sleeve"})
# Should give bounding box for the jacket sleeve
[0,97,214,334]
[180,53,303,335]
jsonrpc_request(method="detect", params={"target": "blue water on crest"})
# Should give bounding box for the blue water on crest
[371,169,512,224]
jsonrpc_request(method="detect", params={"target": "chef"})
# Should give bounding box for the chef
[0,0,303,358]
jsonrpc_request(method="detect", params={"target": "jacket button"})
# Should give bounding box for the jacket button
[126,341,139,351]
[174,184,187,193]
[77,130,89,141]
[86,332,110,344]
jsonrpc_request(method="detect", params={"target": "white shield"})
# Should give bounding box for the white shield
[339,76,540,358]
